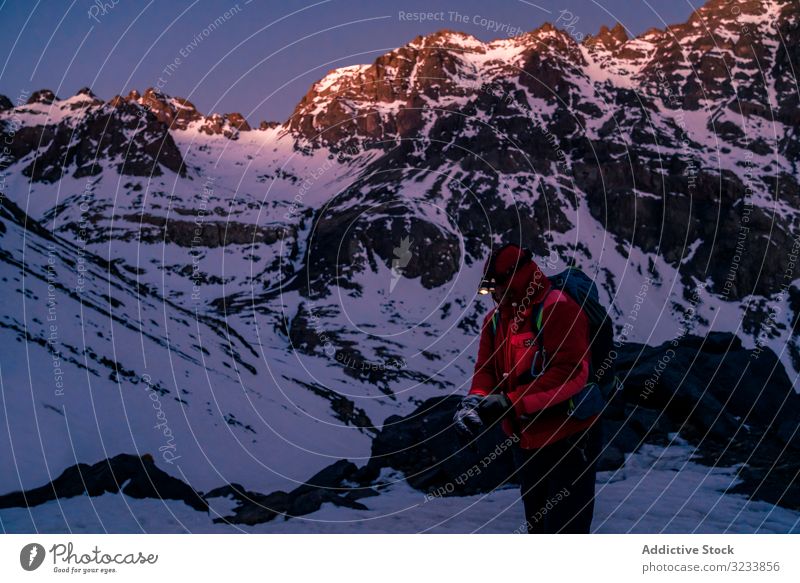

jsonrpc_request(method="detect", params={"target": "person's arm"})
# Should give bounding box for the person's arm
[505,294,590,416]
[468,310,498,397]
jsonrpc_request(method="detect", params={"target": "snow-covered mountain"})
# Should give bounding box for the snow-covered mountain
[1,0,799,531]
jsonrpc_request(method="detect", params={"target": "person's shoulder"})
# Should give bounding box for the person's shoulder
[545,288,570,305]
[544,289,584,316]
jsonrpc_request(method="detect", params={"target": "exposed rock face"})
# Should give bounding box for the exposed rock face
[68,87,104,110]
[586,23,629,52]
[624,0,797,115]
[26,89,57,105]
[119,213,292,248]
[126,88,253,136]
[0,85,261,184]
[305,193,462,293]
[1,95,187,181]
[199,112,251,138]
[222,112,251,132]
[135,87,204,130]
[0,95,13,111]
[281,0,800,303]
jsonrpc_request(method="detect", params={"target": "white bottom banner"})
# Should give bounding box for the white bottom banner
[0,534,797,582]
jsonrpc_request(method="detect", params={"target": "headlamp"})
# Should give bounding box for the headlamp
[478,277,496,295]
[479,269,513,295]
[478,244,534,296]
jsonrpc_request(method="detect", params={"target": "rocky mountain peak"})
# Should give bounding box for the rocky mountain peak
[128,86,202,130]
[587,22,629,51]
[114,87,254,137]
[199,111,252,138]
[26,89,57,105]
[513,21,581,54]
[408,29,484,51]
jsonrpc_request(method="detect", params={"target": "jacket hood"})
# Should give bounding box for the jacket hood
[497,257,551,318]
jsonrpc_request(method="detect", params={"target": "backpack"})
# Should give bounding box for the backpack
[490,266,621,419]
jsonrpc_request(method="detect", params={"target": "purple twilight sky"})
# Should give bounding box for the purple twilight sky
[0,0,699,125]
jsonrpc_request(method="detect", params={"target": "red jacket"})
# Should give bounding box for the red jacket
[468,269,598,448]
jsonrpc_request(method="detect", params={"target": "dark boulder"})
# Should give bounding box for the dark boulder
[360,395,519,496]
[0,453,207,512]
[616,333,800,509]
[618,333,800,449]
[208,459,379,526]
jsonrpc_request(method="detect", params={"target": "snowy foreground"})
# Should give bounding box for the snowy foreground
[1,442,798,534]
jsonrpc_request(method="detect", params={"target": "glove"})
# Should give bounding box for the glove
[453,395,484,441]
[478,393,513,425]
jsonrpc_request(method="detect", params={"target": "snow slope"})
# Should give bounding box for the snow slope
[1,441,796,533]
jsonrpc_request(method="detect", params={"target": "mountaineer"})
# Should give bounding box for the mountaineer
[454,244,615,533]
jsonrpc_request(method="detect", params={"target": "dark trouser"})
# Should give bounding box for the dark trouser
[512,421,603,533]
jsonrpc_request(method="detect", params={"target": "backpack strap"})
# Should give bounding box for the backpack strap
[534,289,597,414]
[532,288,553,335]
[533,299,545,333]
[527,289,554,380]
[488,293,546,338]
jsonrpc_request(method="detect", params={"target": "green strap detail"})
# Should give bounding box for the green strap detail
[490,304,544,335]
[535,303,544,331]
[490,298,543,336]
